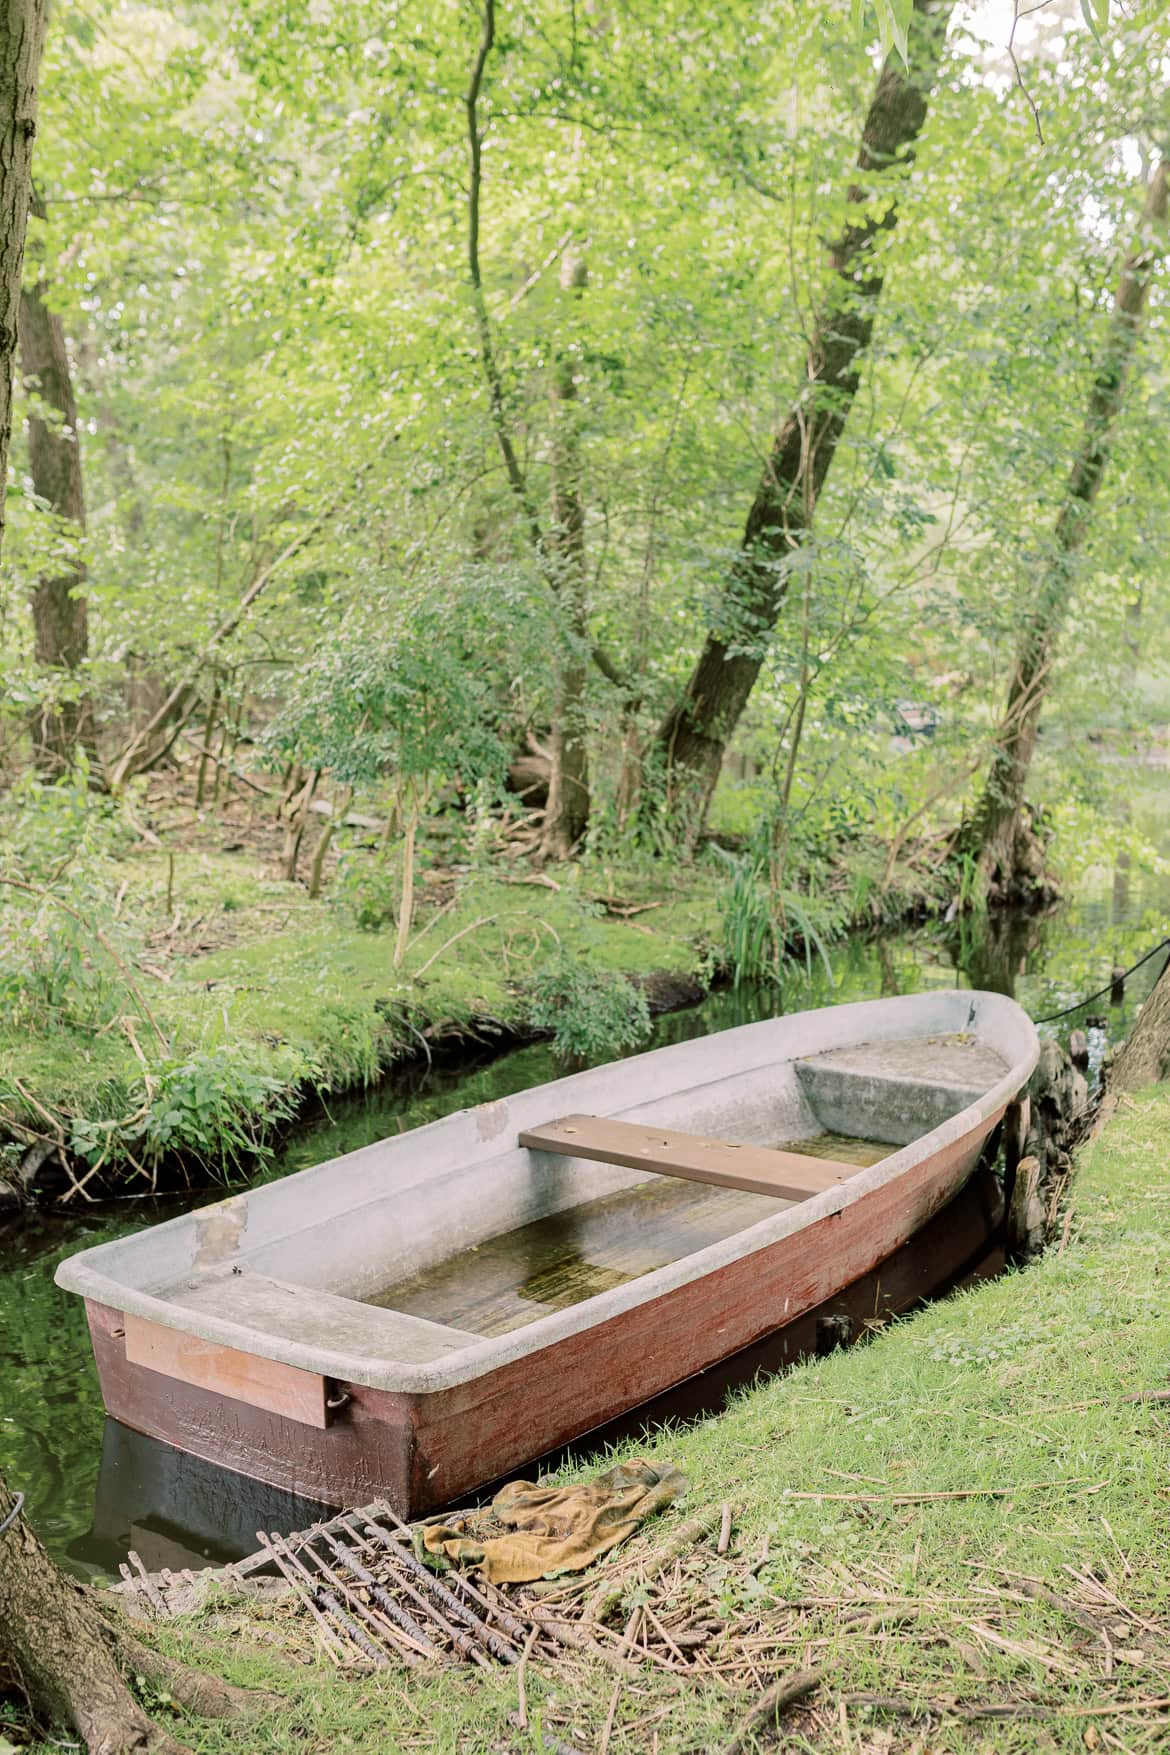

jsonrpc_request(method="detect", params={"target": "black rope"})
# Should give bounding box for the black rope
[0,1490,24,1536]
[1033,937,1170,1025]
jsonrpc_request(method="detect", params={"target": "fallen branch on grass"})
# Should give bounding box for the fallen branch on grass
[720,1668,823,1754]
[781,1477,1105,1506]
[841,1690,1170,1723]
[576,1507,724,1627]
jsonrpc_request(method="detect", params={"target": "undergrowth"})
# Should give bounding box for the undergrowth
[524,952,653,1060]
[0,787,722,1185]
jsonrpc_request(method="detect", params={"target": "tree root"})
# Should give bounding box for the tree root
[6,1612,281,1755]
[720,1667,823,1754]
[67,1677,191,1755]
[115,1626,282,1721]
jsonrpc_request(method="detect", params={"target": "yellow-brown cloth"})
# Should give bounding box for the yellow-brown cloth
[419,1458,687,1584]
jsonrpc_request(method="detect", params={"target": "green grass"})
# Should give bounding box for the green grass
[0,849,724,1176]
[48,1084,1170,1754]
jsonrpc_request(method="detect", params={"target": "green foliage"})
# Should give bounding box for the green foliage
[333,850,402,932]
[1,763,129,881]
[265,565,530,801]
[0,772,144,1035]
[713,813,841,989]
[0,0,1158,907]
[0,895,137,1037]
[0,0,1163,1141]
[525,954,652,1062]
[305,1001,384,1091]
[69,1045,299,1181]
[1080,0,1112,42]
[266,561,549,959]
[854,0,914,64]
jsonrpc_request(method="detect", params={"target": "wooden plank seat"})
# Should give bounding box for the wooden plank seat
[518,1114,863,1202]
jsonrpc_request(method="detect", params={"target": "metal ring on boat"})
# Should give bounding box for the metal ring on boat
[326,1389,352,1412]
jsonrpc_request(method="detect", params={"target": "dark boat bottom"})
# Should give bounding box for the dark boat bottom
[74,1164,1005,1578]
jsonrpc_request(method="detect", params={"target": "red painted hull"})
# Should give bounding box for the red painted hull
[84,1110,1003,1517]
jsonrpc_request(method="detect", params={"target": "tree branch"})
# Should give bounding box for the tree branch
[464,3,630,699]
[465,0,543,546]
[108,452,386,791]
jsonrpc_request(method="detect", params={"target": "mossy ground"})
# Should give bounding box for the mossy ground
[7,1085,1164,1754]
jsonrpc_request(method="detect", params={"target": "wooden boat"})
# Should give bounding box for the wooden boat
[57,990,1038,1518]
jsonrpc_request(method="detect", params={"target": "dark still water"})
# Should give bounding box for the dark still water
[2,872,1166,1577]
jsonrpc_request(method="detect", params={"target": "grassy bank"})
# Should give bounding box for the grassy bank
[83,1085,1170,1754]
[0,833,733,1191]
[8,759,944,1195]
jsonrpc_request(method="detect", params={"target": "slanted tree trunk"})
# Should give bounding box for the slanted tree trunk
[20,247,93,775]
[968,159,1168,901]
[541,249,590,860]
[0,0,47,538]
[1107,961,1170,1094]
[647,0,955,835]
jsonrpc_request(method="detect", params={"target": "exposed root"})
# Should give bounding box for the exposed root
[115,1626,281,1720]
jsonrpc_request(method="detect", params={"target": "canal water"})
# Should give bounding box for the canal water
[2,868,1167,1576]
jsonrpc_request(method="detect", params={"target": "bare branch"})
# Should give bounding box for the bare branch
[465,0,544,546]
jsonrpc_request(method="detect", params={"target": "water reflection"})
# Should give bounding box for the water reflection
[71,1420,333,1579]
[955,907,1049,999]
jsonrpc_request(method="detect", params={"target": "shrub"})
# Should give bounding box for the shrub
[526,955,652,1062]
[69,1044,300,1183]
[334,852,402,931]
[265,564,543,963]
[0,771,146,1035]
[712,814,840,989]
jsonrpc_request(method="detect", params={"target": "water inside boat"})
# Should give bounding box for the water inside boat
[366,1132,889,1338]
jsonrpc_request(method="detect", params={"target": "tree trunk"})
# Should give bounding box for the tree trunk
[194,675,221,807]
[0,1473,179,1754]
[0,1481,175,1751]
[540,249,591,860]
[0,0,47,552]
[0,1474,274,1753]
[1107,960,1170,1094]
[308,786,351,898]
[21,262,94,774]
[394,788,418,968]
[647,0,955,834]
[968,159,1169,900]
[464,13,631,852]
[280,765,318,883]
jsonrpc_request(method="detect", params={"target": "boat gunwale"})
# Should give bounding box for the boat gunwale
[57,991,1039,1395]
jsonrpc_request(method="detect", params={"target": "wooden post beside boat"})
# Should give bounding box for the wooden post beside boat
[1001,1094,1030,1218]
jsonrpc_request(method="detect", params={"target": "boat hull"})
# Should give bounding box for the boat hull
[83,1107,1004,1517]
